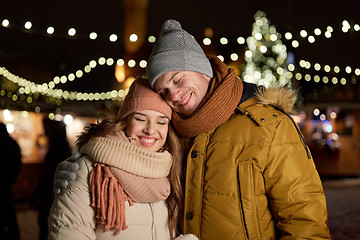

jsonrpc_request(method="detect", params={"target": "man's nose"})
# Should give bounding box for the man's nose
[168,88,181,101]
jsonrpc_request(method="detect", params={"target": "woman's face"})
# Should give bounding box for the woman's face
[125,110,169,152]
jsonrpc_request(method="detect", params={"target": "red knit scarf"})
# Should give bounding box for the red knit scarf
[172,56,243,137]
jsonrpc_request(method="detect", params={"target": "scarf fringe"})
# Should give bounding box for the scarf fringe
[89,163,134,235]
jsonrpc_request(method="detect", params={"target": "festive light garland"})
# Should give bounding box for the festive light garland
[49,57,147,89]
[0,67,128,102]
[1,16,359,105]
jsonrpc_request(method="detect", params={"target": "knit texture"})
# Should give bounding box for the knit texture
[172,56,243,137]
[146,19,213,87]
[118,77,172,120]
[81,137,172,178]
[81,137,172,234]
[89,163,134,234]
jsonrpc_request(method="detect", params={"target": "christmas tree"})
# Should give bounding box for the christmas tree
[242,11,291,87]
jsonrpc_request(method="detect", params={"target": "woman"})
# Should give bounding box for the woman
[48,77,197,240]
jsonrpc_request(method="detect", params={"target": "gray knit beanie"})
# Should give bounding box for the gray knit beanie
[146,19,213,88]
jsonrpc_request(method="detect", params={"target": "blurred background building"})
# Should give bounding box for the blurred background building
[1,0,360,239]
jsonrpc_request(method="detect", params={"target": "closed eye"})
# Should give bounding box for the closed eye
[158,89,168,97]
[135,118,145,122]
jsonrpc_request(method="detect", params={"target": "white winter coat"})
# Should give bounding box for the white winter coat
[48,155,172,240]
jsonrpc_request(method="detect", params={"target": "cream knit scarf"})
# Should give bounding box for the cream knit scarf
[172,56,243,137]
[80,137,172,234]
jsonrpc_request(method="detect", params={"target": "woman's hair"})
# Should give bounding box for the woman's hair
[76,113,123,149]
[164,123,183,239]
[76,112,183,239]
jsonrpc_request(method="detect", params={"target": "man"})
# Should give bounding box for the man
[55,19,331,239]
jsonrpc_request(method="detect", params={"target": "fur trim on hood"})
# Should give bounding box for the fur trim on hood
[255,86,298,115]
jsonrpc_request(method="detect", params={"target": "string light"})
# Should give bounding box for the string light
[0,66,128,102]
[0,16,359,91]
[297,59,360,76]
[289,61,358,85]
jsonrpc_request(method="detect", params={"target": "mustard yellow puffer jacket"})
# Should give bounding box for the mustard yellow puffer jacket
[181,87,331,239]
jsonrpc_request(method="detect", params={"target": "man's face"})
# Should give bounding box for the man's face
[154,71,211,117]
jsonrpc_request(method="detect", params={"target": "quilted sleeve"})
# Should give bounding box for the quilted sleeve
[48,156,96,240]
[264,114,331,239]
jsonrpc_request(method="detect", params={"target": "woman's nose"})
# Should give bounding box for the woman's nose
[144,122,155,135]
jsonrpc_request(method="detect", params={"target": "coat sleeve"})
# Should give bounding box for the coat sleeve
[48,157,96,240]
[264,115,331,239]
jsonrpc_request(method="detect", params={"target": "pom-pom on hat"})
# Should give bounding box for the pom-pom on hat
[146,19,213,88]
[118,77,172,120]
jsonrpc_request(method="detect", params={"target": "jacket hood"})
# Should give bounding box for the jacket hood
[255,85,297,115]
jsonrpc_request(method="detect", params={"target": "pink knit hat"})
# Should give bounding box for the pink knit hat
[118,77,172,120]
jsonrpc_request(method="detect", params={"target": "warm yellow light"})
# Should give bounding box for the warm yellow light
[128,60,136,68]
[308,36,315,43]
[324,65,331,72]
[76,70,83,78]
[115,64,125,83]
[285,32,292,40]
[325,31,332,38]
[89,32,97,40]
[254,33,262,40]
[314,63,321,71]
[300,30,307,38]
[68,28,76,36]
[106,58,114,66]
[89,60,97,68]
[2,19,10,27]
[123,76,136,89]
[314,75,320,82]
[270,34,277,41]
[117,59,125,66]
[84,65,91,73]
[237,37,245,44]
[345,66,352,73]
[24,21,32,29]
[220,37,228,45]
[203,38,211,45]
[288,64,295,71]
[355,68,360,76]
[230,53,238,61]
[314,28,321,35]
[68,73,75,81]
[109,34,118,42]
[47,26,54,34]
[139,60,147,68]
[148,36,156,43]
[292,40,299,48]
[245,50,252,58]
[129,34,138,42]
[98,57,106,65]
[299,60,306,68]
